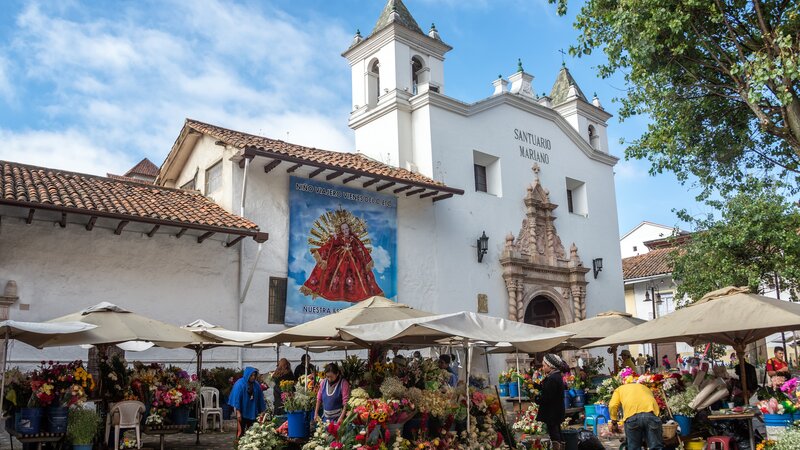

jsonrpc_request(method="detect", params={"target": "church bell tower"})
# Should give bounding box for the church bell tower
[342,0,451,170]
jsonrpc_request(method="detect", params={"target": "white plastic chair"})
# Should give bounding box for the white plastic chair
[105,400,145,450]
[199,387,223,432]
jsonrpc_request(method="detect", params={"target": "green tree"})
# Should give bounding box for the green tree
[551,0,800,196]
[670,179,800,302]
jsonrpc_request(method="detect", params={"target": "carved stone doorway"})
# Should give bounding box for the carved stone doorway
[501,164,590,325]
[524,295,561,328]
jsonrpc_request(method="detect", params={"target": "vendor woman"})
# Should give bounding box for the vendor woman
[535,354,566,448]
[313,363,350,423]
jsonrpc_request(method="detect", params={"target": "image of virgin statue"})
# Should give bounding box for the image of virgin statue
[301,220,384,302]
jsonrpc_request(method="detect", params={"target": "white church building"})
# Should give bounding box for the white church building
[1,0,625,372]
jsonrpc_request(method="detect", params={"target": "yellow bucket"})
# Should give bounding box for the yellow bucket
[685,439,705,450]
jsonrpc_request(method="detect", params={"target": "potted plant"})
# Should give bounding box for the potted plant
[67,407,100,450]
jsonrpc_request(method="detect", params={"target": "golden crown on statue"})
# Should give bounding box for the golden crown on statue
[307,207,372,250]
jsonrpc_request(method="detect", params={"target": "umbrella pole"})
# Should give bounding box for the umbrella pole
[611,345,619,373]
[304,347,309,379]
[515,349,521,408]
[735,343,749,404]
[196,345,203,445]
[1,328,9,419]
[465,342,471,434]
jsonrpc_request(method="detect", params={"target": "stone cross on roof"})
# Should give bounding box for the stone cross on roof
[371,0,424,36]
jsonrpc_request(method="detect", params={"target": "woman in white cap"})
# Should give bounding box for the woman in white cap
[535,353,566,450]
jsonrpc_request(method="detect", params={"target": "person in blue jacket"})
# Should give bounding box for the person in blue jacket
[228,367,266,439]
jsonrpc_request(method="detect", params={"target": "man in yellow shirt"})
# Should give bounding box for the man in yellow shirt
[609,383,664,450]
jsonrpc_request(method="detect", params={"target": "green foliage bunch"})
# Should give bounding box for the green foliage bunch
[67,407,100,445]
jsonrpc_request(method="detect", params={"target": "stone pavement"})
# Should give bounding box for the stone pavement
[0,428,239,450]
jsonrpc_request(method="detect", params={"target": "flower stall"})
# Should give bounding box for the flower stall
[2,360,95,437]
[234,355,515,450]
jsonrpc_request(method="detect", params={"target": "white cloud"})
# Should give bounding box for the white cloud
[0,129,133,176]
[2,1,354,175]
[0,55,13,102]
[371,245,390,274]
[614,160,648,181]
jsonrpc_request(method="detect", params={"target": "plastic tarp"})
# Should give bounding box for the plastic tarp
[555,310,646,348]
[338,310,574,353]
[183,319,277,346]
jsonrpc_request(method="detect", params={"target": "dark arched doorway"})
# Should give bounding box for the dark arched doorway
[524,296,561,328]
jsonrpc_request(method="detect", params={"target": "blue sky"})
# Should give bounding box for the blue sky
[0,0,714,235]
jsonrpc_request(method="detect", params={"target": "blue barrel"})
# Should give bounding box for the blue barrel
[509,382,520,398]
[287,411,309,438]
[572,389,586,407]
[563,392,571,410]
[498,383,509,397]
[16,408,42,435]
[46,406,68,433]
[763,413,792,427]
[674,414,692,436]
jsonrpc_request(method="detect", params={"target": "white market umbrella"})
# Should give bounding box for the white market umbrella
[24,302,210,349]
[556,310,647,372]
[586,286,800,400]
[339,311,574,432]
[254,296,435,345]
[1,320,98,416]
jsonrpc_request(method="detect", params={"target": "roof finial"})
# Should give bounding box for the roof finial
[517,58,524,73]
[430,22,436,30]
[558,48,567,67]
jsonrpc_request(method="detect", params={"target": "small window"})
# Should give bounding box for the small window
[205,160,222,195]
[411,56,423,94]
[565,177,587,216]
[472,150,502,196]
[566,189,574,213]
[633,245,638,252]
[268,277,287,324]
[474,164,488,192]
[588,124,600,149]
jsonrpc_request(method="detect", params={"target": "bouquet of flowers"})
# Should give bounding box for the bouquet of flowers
[99,355,133,402]
[237,412,285,450]
[341,355,366,387]
[2,368,31,415]
[666,386,699,417]
[283,378,316,413]
[200,367,242,398]
[380,376,416,423]
[512,405,545,435]
[498,370,511,384]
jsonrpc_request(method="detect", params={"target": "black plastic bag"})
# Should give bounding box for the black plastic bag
[577,428,605,450]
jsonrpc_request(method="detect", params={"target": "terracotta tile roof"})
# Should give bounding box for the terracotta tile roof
[1,160,261,233]
[124,158,159,178]
[622,247,676,280]
[184,119,459,192]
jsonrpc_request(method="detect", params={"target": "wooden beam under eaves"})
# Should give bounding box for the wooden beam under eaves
[114,221,129,235]
[432,193,454,202]
[393,185,412,194]
[146,224,160,237]
[175,228,188,239]
[225,235,246,247]
[362,178,379,188]
[59,213,67,228]
[326,171,344,181]
[376,182,395,191]
[419,191,439,199]
[238,155,254,169]
[85,216,97,231]
[405,188,425,196]
[197,231,215,243]
[308,167,326,179]
[25,209,35,224]
[286,163,303,173]
[342,174,360,184]
[263,160,282,173]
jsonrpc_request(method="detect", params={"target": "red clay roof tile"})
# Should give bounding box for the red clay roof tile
[622,247,675,280]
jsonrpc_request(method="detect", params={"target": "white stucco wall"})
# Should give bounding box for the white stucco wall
[619,222,675,258]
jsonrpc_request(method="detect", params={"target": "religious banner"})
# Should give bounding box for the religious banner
[285,176,397,325]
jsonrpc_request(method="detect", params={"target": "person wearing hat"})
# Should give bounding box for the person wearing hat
[620,349,636,370]
[535,354,566,449]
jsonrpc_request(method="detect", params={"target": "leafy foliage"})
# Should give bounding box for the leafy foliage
[550,0,800,196]
[671,178,800,302]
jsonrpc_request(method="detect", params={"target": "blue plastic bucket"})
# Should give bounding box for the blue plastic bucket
[16,408,42,435]
[287,411,309,438]
[674,414,692,436]
[46,406,68,433]
[572,390,586,407]
[595,404,610,420]
[509,382,520,398]
[498,383,509,397]
[171,407,190,425]
[763,413,792,427]
[563,392,571,410]
[793,412,800,422]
